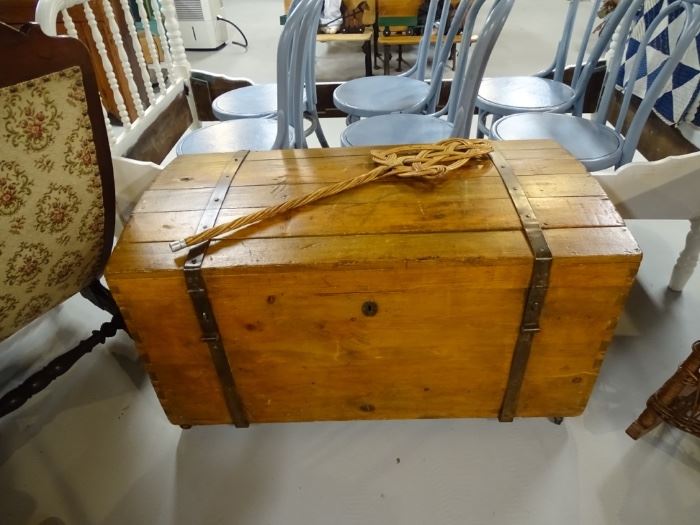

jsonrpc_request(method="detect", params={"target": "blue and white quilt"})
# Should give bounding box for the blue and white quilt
[616,0,700,127]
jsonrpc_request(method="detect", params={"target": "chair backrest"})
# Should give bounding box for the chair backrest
[422,0,472,114]
[543,0,606,84]
[0,22,115,341]
[425,0,513,137]
[596,0,700,166]
[273,0,323,149]
[534,0,637,113]
[402,0,453,81]
[300,0,325,146]
[34,0,198,160]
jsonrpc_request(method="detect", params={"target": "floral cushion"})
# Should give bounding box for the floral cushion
[0,67,105,342]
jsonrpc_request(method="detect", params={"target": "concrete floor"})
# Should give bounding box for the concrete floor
[1,1,699,524]
[188,0,593,82]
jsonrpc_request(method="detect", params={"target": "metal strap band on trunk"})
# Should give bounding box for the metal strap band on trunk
[184,152,249,428]
[490,149,553,422]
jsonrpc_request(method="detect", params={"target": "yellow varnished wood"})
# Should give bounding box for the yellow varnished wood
[106,141,641,424]
[134,174,606,214]
[316,31,373,43]
[377,34,468,46]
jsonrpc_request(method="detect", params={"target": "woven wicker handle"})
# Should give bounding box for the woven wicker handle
[169,138,493,253]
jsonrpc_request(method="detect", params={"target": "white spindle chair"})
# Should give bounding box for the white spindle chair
[35,0,201,226]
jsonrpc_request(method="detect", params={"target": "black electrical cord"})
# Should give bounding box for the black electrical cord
[216,15,249,49]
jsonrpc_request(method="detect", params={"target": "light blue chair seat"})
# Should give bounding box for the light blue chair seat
[490,113,622,171]
[212,84,278,120]
[333,76,432,118]
[341,113,454,146]
[477,76,575,114]
[176,120,296,155]
[212,83,309,120]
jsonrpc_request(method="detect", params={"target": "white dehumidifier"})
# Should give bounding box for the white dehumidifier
[174,0,228,50]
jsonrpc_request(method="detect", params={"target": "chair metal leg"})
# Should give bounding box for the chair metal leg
[303,112,329,148]
[484,112,503,138]
[363,39,372,77]
[383,43,390,75]
[669,218,700,292]
[373,25,381,69]
[313,115,329,148]
[476,110,487,138]
[477,110,493,139]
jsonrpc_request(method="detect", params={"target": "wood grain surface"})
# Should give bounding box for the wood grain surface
[106,140,641,425]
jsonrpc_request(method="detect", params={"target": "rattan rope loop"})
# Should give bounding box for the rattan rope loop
[170,138,493,253]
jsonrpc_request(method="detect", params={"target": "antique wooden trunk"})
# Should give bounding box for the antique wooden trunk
[106,140,641,426]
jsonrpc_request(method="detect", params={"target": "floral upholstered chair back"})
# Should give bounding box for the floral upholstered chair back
[0,24,114,342]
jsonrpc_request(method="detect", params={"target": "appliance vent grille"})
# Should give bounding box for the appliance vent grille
[174,0,204,21]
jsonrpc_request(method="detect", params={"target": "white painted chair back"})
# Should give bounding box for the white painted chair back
[35,0,199,158]
[595,151,700,292]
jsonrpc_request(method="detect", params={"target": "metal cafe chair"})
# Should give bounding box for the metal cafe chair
[209,0,328,148]
[176,0,323,154]
[475,0,620,137]
[339,0,514,147]
[332,0,455,123]
[490,0,700,171]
